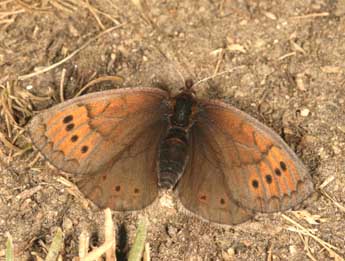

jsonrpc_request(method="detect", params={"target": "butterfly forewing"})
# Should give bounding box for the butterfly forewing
[29,88,169,175]
[29,88,170,210]
[191,99,314,213]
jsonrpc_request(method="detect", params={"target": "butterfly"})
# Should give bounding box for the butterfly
[28,79,313,225]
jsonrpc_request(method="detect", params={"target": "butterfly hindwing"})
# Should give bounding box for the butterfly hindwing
[177,126,254,225]
[192,99,313,213]
[78,119,166,210]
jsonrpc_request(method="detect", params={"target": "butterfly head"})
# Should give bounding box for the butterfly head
[185,79,194,90]
[177,79,196,96]
[184,79,196,94]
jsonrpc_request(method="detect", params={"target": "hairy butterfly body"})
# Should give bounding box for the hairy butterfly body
[159,79,196,188]
[29,80,313,225]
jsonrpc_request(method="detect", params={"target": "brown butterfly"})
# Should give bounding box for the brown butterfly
[28,79,313,225]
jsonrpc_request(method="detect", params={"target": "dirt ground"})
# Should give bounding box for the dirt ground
[1,0,345,260]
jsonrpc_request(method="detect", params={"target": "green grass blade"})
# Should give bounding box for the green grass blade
[45,228,64,261]
[6,233,14,261]
[128,218,148,261]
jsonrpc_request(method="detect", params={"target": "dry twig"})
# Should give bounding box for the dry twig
[18,24,125,81]
[283,214,344,261]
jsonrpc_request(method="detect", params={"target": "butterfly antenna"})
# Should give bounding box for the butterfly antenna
[174,64,186,85]
[193,65,246,88]
[153,44,186,85]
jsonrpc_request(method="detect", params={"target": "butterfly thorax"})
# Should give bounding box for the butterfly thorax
[171,93,194,126]
[158,92,196,189]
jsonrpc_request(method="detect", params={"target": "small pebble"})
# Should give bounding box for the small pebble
[62,217,73,233]
[300,108,310,117]
[289,245,298,255]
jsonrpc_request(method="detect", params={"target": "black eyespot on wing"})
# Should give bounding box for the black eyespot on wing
[63,115,73,123]
[71,135,78,142]
[280,161,287,171]
[252,180,259,188]
[66,123,75,131]
[265,174,273,184]
[275,168,282,176]
[81,145,89,153]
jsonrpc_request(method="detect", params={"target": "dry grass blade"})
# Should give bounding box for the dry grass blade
[78,0,120,26]
[0,83,17,126]
[292,210,327,225]
[319,176,345,212]
[31,252,44,261]
[74,75,124,97]
[15,0,51,12]
[92,7,120,25]
[0,1,25,30]
[55,176,90,209]
[143,243,150,261]
[213,48,225,76]
[82,240,115,261]
[104,0,118,10]
[266,243,272,261]
[290,12,329,19]
[131,0,155,27]
[193,65,246,88]
[45,228,64,261]
[52,0,120,29]
[0,81,35,131]
[321,190,345,213]
[0,18,14,25]
[282,214,344,261]
[0,130,20,152]
[12,127,26,144]
[319,176,335,190]
[59,68,67,102]
[18,24,125,81]
[104,208,116,261]
[278,52,296,61]
[22,90,52,102]
[298,234,318,261]
[12,144,32,157]
[78,209,116,260]
[78,230,90,259]
[84,0,105,30]
[6,232,14,261]
[0,0,16,5]
[0,80,41,155]
[0,9,25,18]
[16,185,42,200]
[128,218,148,261]
[49,0,78,14]
[28,151,42,168]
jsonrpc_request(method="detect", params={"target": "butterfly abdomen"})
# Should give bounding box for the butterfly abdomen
[158,92,195,189]
[159,128,189,188]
